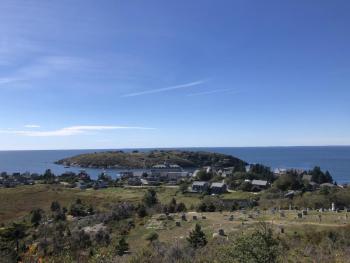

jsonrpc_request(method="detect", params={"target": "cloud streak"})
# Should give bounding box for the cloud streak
[121,80,207,97]
[0,125,155,137]
[187,88,238,96]
[0,56,89,88]
[24,124,40,128]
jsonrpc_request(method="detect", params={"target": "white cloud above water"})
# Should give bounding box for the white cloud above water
[0,125,155,137]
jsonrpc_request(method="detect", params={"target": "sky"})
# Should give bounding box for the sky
[0,0,350,150]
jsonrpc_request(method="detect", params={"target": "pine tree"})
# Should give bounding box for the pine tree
[187,223,207,249]
[116,237,129,256]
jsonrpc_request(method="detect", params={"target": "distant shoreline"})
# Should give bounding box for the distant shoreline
[0,147,349,183]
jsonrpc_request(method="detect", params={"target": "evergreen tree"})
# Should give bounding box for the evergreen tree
[50,201,61,212]
[187,224,207,249]
[30,209,43,227]
[137,204,147,218]
[143,189,158,207]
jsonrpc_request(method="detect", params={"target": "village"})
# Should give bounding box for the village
[0,161,346,196]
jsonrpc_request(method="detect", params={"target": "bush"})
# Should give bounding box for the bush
[145,232,159,243]
[221,223,281,263]
[116,237,129,256]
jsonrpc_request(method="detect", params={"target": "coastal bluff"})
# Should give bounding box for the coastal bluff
[55,150,247,169]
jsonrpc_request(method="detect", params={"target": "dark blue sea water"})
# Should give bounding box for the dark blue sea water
[0,147,349,183]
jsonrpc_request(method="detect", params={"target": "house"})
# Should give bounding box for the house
[192,169,201,178]
[142,175,161,186]
[128,177,142,186]
[76,181,87,190]
[119,171,134,180]
[78,171,91,181]
[192,181,209,193]
[162,172,189,182]
[274,168,287,176]
[95,180,108,189]
[251,180,268,191]
[284,191,294,198]
[221,167,234,177]
[320,183,336,188]
[210,182,227,194]
[151,163,182,173]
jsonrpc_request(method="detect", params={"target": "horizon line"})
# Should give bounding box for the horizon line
[0,144,350,152]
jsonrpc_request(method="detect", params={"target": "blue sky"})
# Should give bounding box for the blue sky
[0,0,349,150]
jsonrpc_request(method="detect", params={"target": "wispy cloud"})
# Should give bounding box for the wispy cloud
[0,125,155,137]
[187,88,238,97]
[121,80,207,97]
[0,56,89,87]
[24,124,40,128]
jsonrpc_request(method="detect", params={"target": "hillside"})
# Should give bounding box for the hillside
[55,150,247,169]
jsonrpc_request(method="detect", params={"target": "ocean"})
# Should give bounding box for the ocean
[0,146,349,183]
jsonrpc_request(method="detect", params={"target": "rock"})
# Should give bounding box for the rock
[218,229,225,236]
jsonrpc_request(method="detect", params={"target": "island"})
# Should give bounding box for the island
[55,150,247,169]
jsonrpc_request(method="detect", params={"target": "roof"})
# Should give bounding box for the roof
[251,180,268,186]
[192,181,208,186]
[320,183,335,187]
[152,164,182,169]
[211,182,226,188]
[152,164,167,169]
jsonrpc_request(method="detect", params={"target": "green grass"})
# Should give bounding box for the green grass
[0,185,201,223]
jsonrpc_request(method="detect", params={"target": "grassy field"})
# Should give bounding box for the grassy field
[1,184,350,262]
[0,184,209,223]
[124,209,350,255]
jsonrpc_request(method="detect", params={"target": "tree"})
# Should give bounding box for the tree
[223,223,280,263]
[0,223,27,255]
[168,198,177,213]
[51,201,61,212]
[143,189,158,207]
[116,237,129,256]
[273,175,302,191]
[176,202,187,212]
[137,204,147,218]
[196,170,213,181]
[30,209,43,227]
[179,182,189,194]
[187,224,207,249]
[43,169,55,183]
[239,181,252,192]
[310,167,333,184]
